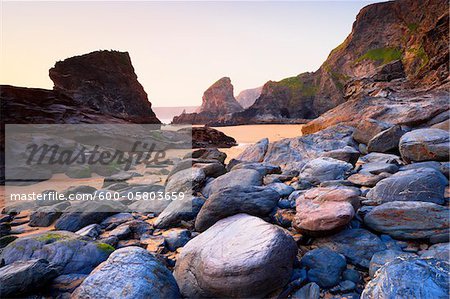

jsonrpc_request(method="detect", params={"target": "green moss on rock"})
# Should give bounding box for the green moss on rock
[356,47,402,65]
[35,232,71,243]
[96,242,115,253]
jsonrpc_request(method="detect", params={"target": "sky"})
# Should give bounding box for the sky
[0,1,383,107]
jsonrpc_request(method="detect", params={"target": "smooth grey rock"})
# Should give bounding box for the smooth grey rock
[72,247,180,299]
[263,125,357,171]
[361,257,449,299]
[230,162,281,176]
[100,213,135,229]
[314,229,386,269]
[399,128,450,162]
[195,185,279,232]
[0,231,113,274]
[162,229,191,251]
[202,168,263,197]
[364,201,449,240]
[194,162,227,178]
[359,162,399,175]
[154,196,205,229]
[400,161,442,172]
[291,282,320,299]
[188,148,227,164]
[367,125,405,153]
[366,168,448,205]
[55,201,127,232]
[353,119,391,145]
[0,259,58,297]
[174,214,297,298]
[342,269,360,283]
[236,138,269,162]
[75,224,102,239]
[421,243,450,261]
[300,157,353,185]
[165,168,206,194]
[369,249,416,278]
[29,204,67,227]
[321,146,360,166]
[300,248,346,288]
[267,182,295,197]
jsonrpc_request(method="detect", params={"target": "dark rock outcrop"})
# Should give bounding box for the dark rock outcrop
[177,126,237,148]
[49,50,160,124]
[1,50,160,125]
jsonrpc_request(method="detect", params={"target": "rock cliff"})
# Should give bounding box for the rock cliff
[49,50,160,124]
[172,77,243,124]
[227,0,449,125]
[1,50,160,125]
[236,86,263,109]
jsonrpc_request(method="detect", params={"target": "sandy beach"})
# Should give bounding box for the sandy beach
[213,124,304,161]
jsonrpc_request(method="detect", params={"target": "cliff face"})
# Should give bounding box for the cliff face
[172,77,243,124]
[226,0,448,125]
[236,86,263,109]
[303,0,449,134]
[2,50,160,125]
[49,50,160,124]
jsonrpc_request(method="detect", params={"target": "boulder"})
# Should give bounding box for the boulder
[100,213,135,229]
[174,214,297,298]
[361,257,449,299]
[347,172,391,187]
[230,162,281,176]
[164,168,206,194]
[266,182,295,197]
[29,204,65,227]
[0,259,59,297]
[202,168,263,197]
[236,138,269,162]
[400,161,442,172]
[369,250,416,278]
[399,128,450,162]
[75,224,102,239]
[263,125,357,170]
[154,196,205,228]
[366,168,448,205]
[367,125,405,153]
[421,243,450,261]
[299,157,353,185]
[293,186,360,236]
[364,201,449,240]
[359,162,399,175]
[0,231,114,274]
[188,148,227,164]
[195,186,279,232]
[291,282,320,299]
[300,248,347,288]
[55,201,126,232]
[162,229,191,251]
[72,247,180,299]
[313,229,386,268]
[321,146,360,166]
[353,119,392,145]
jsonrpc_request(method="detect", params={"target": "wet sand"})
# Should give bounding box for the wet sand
[214,124,304,161]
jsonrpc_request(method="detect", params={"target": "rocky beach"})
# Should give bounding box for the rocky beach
[1,0,449,298]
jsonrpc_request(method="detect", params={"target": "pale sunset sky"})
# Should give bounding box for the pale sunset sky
[1,1,382,107]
